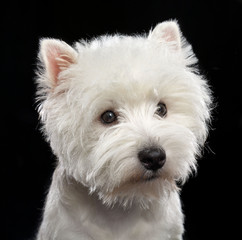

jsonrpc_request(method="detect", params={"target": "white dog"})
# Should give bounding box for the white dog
[35,20,212,240]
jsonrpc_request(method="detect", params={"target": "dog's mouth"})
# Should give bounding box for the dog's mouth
[128,170,161,184]
[142,171,162,182]
[145,174,158,181]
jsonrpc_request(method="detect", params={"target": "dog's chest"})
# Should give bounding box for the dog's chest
[72,198,175,240]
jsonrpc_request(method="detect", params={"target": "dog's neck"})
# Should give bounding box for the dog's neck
[41,165,183,239]
[52,165,162,219]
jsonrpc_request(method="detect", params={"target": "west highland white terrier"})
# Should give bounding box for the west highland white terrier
[35,20,212,240]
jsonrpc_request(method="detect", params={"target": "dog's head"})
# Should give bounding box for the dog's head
[36,21,212,208]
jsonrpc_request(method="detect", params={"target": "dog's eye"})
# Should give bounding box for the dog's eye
[156,102,167,117]
[101,111,117,124]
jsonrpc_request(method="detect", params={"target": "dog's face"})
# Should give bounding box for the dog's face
[36,21,211,208]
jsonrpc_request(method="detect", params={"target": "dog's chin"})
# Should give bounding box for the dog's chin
[95,171,177,210]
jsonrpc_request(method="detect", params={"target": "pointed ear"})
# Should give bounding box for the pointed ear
[39,38,78,87]
[148,20,182,51]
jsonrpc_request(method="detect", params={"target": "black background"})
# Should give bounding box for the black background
[2,0,241,239]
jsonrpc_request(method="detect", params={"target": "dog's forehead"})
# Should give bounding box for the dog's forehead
[81,64,163,106]
[76,36,183,84]
[71,36,190,110]
[77,40,180,82]
[102,80,160,105]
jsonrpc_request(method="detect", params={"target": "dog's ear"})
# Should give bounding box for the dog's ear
[39,38,78,87]
[148,20,182,51]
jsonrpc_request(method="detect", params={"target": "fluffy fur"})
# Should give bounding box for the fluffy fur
[35,20,212,240]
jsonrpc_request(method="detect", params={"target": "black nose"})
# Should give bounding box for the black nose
[138,147,166,171]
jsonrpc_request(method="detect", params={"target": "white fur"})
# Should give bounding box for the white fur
[35,20,212,240]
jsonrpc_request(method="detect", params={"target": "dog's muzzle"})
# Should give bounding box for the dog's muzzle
[138,147,166,171]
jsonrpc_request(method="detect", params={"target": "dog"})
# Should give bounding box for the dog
[35,20,212,240]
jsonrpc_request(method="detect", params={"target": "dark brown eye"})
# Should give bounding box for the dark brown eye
[156,102,167,117]
[101,111,117,124]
